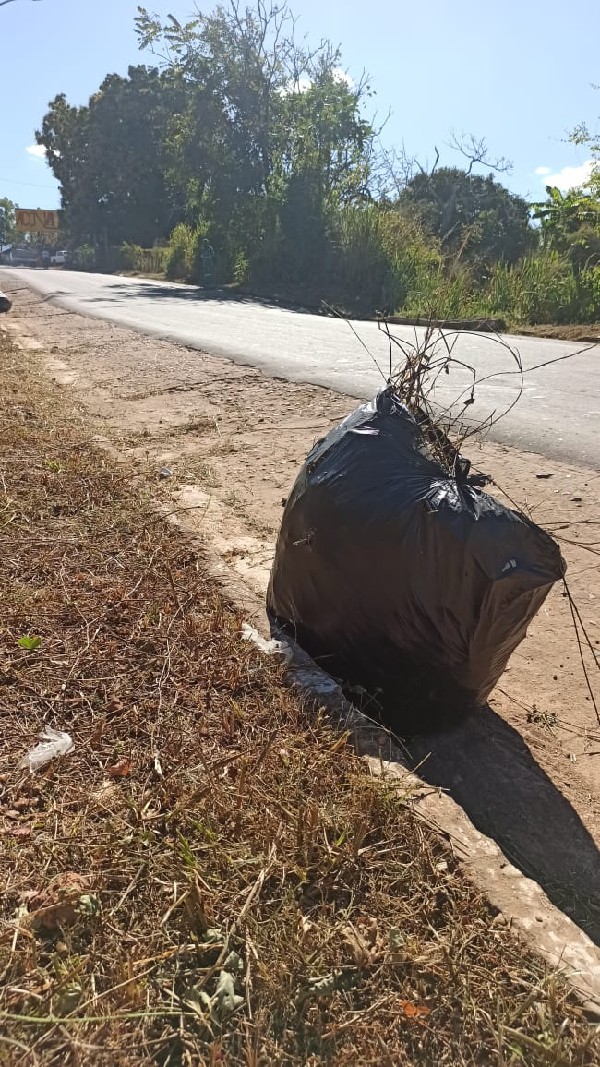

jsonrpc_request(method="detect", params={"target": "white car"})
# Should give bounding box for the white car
[50,250,67,266]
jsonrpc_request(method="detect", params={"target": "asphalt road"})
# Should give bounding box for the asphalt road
[3,267,600,467]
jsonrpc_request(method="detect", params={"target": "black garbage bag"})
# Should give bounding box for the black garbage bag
[0,290,12,314]
[267,388,565,733]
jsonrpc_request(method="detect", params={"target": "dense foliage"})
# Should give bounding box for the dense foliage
[0,197,18,246]
[33,1,600,324]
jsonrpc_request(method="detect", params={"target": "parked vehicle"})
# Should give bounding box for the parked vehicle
[5,247,43,268]
[51,250,67,266]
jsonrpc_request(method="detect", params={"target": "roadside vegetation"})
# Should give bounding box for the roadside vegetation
[1,329,599,1065]
[14,1,600,328]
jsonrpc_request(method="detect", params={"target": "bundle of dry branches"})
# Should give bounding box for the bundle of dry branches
[378,320,524,476]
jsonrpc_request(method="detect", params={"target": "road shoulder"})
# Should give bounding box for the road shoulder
[3,280,600,995]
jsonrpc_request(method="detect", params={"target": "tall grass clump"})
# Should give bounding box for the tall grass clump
[484,255,600,324]
[328,204,441,312]
[165,222,209,281]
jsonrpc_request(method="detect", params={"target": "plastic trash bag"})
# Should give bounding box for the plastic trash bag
[18,728,74,771]
[267,389,565,732]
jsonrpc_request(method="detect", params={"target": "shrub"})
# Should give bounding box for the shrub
[165,224,197,280]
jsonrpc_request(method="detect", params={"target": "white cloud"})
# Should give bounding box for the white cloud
[534,166,551,176]
[26,144,46,160]
[277,75,311,96]
[278,67,353,96]
[332,67,354,88]
[541,159,596,191]
[295,76,312,93]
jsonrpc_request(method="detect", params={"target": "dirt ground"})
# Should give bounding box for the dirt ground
[4,279,600,941]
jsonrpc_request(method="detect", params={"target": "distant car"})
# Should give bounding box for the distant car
[7,247,43,267]
[50,250,67,266]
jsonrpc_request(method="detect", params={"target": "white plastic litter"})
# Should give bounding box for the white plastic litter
[241,623,292,660]
[241,624,337,692]
[18,728,74,772]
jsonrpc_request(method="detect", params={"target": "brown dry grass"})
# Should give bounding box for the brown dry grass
[515,324,600,342]
[0,330,598,1066]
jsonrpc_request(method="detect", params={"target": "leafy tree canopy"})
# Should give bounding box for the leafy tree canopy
[0,197,18,245]
[134,4,374,223]
[400,168,532,272]
[37,66,181,246]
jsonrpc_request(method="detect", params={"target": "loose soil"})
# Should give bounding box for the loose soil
[3,331,600,1065]
[3,279,600,943]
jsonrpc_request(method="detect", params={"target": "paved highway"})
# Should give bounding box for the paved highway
[3,268,600,467]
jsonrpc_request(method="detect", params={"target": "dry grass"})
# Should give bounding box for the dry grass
[515,324,600,342]
[0,330,598,1066]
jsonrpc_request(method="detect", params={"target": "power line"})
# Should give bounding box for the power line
[0,176,59,191]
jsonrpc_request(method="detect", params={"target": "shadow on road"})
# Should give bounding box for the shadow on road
[376,704,600,943]
[79,279,327,317]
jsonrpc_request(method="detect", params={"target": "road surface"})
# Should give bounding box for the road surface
[3,267,600,467]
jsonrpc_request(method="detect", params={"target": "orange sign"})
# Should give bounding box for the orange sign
[16,209,60,234]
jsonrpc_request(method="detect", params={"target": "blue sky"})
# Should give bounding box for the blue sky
[1,0,599,211]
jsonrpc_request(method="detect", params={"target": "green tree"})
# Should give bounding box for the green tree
[570,118,600,188]
[275,62,373,202]
[532,185,600,269]
[36,66,180,247]
[135,3,375,279]
[136,4,298,228]
[0,197,18,245]
[400,167,533,274]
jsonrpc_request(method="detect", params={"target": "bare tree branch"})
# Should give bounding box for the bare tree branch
[372,144,418,199]
[447,130,512,175]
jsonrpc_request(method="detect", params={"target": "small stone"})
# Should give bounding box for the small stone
[159,466,172,479]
